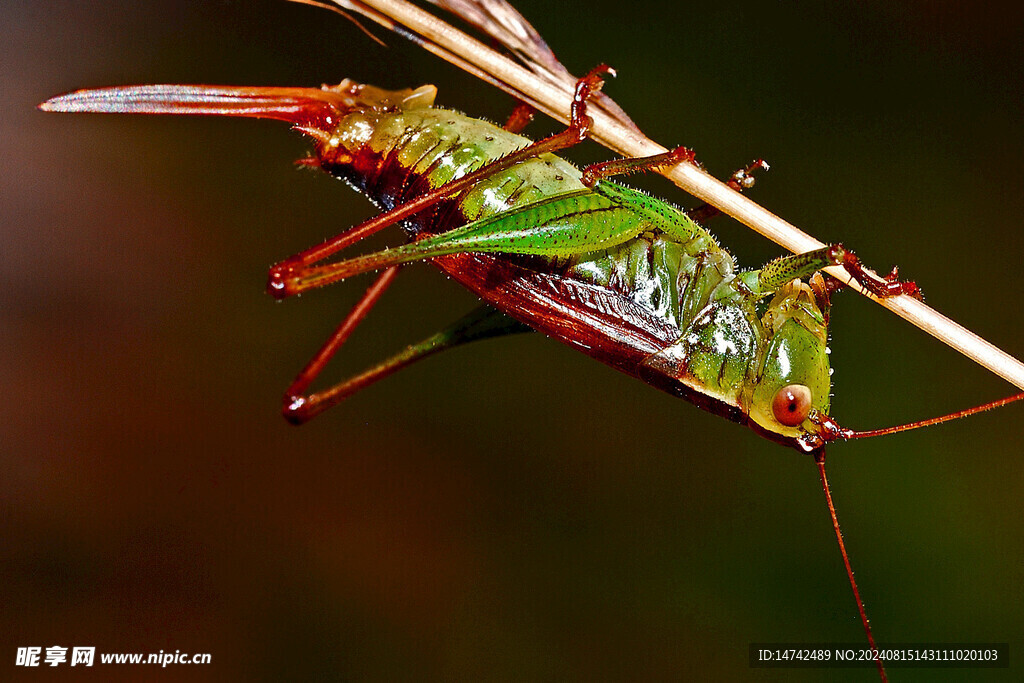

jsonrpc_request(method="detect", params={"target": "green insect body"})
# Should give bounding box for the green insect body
[40,80,846,449]
[308,82,834,446]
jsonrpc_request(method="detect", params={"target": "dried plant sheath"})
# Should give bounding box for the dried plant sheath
[423,0,639,128]
[335,0,1024,392]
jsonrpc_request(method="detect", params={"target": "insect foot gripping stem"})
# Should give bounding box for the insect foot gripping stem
[570,64,615,136]
[828,245,923,300]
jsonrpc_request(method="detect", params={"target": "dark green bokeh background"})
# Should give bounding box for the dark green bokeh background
[4,1,1023,680]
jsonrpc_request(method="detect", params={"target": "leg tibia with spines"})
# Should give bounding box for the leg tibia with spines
[281,180,718,292]
[269,65,613,299]
[285,304,531,424]
[748,244,921,299]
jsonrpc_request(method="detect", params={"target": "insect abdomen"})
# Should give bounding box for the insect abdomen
[320,104,765,407]
[319,107,587,232]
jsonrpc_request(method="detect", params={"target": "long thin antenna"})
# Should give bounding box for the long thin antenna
[815,451,887,683]
[842,391,1024,440]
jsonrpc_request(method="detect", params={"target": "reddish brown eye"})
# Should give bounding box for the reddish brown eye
[772,384,812,427]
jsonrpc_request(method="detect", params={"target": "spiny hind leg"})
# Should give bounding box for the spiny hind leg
[282,187,659,287]
[750,245,921,299]
[283,266,399,423]
[269,64,613,299]
[285,297,531,424]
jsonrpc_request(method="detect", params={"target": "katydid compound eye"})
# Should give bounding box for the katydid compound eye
[772,384,812,427]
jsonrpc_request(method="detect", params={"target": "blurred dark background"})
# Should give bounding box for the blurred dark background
[4,0,1023,680]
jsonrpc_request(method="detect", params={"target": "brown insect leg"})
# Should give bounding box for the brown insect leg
[580,146,697,187]
[283,266,400,424]
[503,102,535,133]
[284,300,530,424]
[269,65,613,298]
[829,245,923,300]
[808,271,847,324]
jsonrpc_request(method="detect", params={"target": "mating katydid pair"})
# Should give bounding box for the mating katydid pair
[38,3,1024,679]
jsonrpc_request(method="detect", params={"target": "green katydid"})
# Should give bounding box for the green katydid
[40,55,1023,681]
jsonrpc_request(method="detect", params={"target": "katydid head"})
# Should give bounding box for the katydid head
[745,280,832,450]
